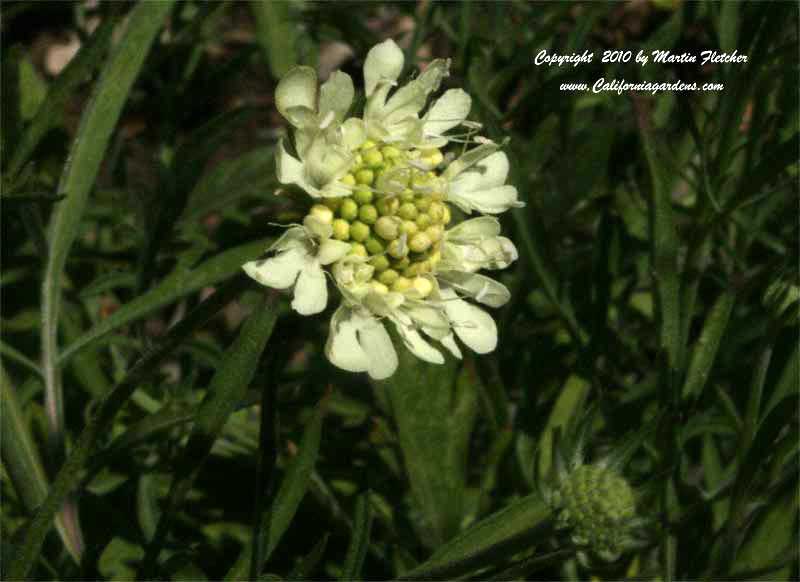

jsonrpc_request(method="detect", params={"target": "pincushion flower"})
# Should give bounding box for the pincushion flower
[244,38,525,379]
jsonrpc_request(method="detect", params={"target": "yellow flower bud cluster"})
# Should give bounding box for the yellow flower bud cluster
[312,140,452,298]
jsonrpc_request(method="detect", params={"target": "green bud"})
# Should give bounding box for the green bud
[387,238,409,259]
[359,204,378,225]
[400,188,415,203]
[332,219,350,240]
[441,205,452,225]
[350,221,371,242]
[375,216,400,240]
[381,145,402,159]
[414,196,432,212]
[428,201,445,222]
[363,148,384,167]
[370,255,390,271]
[355,168,374,185]
[309,204,334,225]
[416,213,432,229]
[353,186,373,204]
[412,276,434,298]
[340,173,356,187]
[376,196,399,216]
[371,281,390,295]
[409,232,433,253]
[392,257,410,270]
[400,220,419,236]
[349,242,367,257]
[365,236,385,255]
[402,263,420,278]
[378,269,399,286]
[339,198,359,221]
[392,276,413,293]
[360,139,377,150]
[398,202,418,220]
[425,224,443,243]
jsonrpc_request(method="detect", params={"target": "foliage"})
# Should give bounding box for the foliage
[1,1,797,580]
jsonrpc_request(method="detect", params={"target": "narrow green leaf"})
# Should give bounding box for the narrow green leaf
[140,292,278,577]
[258,398,325,566]
[5,15,116,179]
[0,340,42,379]
[251,0,299,78]
[40,0,174,470]
[538,375,590,480]
[681,291,735,400]
[0,364,77,561]
[58,238,272,364]
[401,492,552,580]
[288,533,329,580]
[730,487,798,579]
[639,115,681,372]
[7,275,247,580]
[761,342,799,424]
[376,347,476,547]
[137,474,161,542]
[341,492,373,581]
[702,435,729,530]
[717,2,739,55]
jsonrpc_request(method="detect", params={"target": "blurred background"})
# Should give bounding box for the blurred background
[2,1,798,580]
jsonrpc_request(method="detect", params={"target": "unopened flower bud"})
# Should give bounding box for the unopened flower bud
[378,269,399,286]
[400,189,415,203]
[425,224,443,243]
[323,197,341,211]
[398,202,418,220]
[339,198,359,221]
[363,148,384,167]
[428,201,445,222]
[310,204,334,225]
[365,236,385,255]
[416,213,432,229]
[355,168,374,185]
[349,242,368,257]
[376,196,399,216]
[392,276,412,293]
[340,173,356,187]
[357,204,377,225]
[387,237,409,259]
[350,221,370,242]
[370,255,390,271]
[400,220,418,236]
[381,145,402,159]
[353,186,373,204]
[332,219,350,240]
[370,281,389,295]
[412,276,434,298]
[414,196,432,212]
[409,232,433,253]
[375,216,400,240]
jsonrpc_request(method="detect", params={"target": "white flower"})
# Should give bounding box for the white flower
[325,303,398,379]
[247,39,524,379]
[242,216,350,315]
[441,216,519,272]
[362,39,472,148]
[444,146,524,215]
[274,67,366,197]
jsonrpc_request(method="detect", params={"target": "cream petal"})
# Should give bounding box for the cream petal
[339,118,367,150]
[270,225,309,253]
[275,66,319,125]
[360,318,399,379]
[382,59,449,123]
[242,246,306,289]
[440,333,463,359]
[292,260,328,315]
[446,216,501,241]
[326,306,370,373]
[364,39,404,97]
[443,294,498,354]
[395,321,444,365]
[424,88,472,137]
[304,135,353,187]
[448,185,522,215]
[276,139,305,186]
[437,271,511,308]
[317,239,351,265]
[443,142,501,181]
[319,71,354,122]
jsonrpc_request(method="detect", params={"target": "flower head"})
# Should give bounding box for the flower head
[245,39,524,378]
